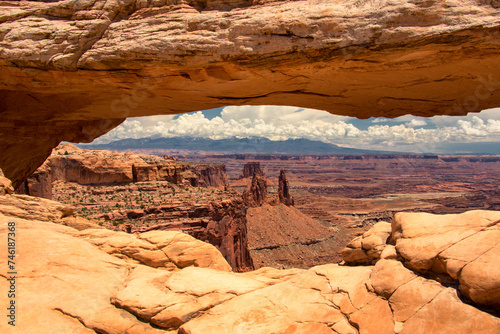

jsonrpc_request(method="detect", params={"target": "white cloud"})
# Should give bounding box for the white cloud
[405,119,427,128]
[93,107,500,153]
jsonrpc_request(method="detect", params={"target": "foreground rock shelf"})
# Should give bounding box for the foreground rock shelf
[1,0,500,185]
[0,171,499,334]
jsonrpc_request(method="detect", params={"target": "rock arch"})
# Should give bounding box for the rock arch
[1,0,500,185]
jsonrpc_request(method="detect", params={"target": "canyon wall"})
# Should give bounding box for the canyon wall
[136,198,254,272]
[2,0,500,185]
[17,144,229,198]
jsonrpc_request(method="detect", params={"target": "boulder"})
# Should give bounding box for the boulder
[1,209,500,333]
[0,168,14,195]
[342,221,392,265]
[393,210,500,306]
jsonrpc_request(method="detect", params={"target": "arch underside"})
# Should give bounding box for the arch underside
[1,0,500,185]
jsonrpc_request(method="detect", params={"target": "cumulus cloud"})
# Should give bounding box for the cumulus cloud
[405,119,427,128]
[93,106,500,153]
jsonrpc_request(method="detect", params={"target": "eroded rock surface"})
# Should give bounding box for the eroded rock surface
[239,162,264,179]
[242,172,268,207]
[0,184,499,333]
[76,229,232,271]
[2,0,500,185]
[342,221,394,265]
[276,168,294,206]
[16,144,229,198]
[392,210,500,307]
[0,168,14,195]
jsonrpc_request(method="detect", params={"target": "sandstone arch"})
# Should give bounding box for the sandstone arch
[1,0,500,186]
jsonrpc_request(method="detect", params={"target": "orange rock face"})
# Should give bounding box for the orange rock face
[0,171,499,333]
[16,144,229,198]
[2,0,500,185]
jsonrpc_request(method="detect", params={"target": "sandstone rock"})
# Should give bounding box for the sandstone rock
[242,172,268,207]
[393,210,500,306]
[2,0,500,185]
[342,221,392,265]
[76,229,232,271]
[61,216,105,231]
[204,199,254,272]
[2,208,500,333]
[186,164,229,190]
[0,215,166,334]
[0,168,14,195]
[276,168,294,206]
[17,144,230,199]
[239,162,264,179]
[15,160,52,199]
[369,259,500,333]
[0,193,75,223]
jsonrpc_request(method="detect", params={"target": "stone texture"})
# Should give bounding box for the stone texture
[76,229,232,271]
[2,0,500,185]
[0,193,75,223]
[239,161,264,179]
[342,221,392,265]
[393,210,500,306]
[369,259,500,333]
[1,205,500,333]
[16,144,230,198]
[0,215,167,334]
[242,172,268,207]
[0,168,14,195]
[276,168,294,206]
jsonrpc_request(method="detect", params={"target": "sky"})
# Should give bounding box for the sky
[92,106,500,154]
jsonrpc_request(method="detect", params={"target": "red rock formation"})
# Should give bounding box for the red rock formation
[0,168,14,195]
[277,168,294,206]
[242,172,268,207]
[15,161,52,199]
[187,164,229,190]
[205,199,254,272]
[132,162,186,183]
[239,162,263,179]
[136,198,254,272]
[2,0,500,187]
[18,144,230,198]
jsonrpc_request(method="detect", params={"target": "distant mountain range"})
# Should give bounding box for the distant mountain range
[81,137,405,155]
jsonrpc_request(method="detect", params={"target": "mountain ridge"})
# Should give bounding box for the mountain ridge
[81,137,407,155]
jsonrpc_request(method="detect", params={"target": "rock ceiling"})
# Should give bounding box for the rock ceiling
[1,0,500,185]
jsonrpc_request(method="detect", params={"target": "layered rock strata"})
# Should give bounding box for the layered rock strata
[137,198,254,272]
[17,144,229,199]
[242,172,268,207]
[239,162,264,179]
[2,0,500,185]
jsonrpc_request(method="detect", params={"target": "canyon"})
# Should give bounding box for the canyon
[1,0,500,186]
[1,168,499,333]
[23,145,352,271]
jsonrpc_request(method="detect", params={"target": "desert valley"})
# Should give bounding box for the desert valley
[17,144,500,272]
